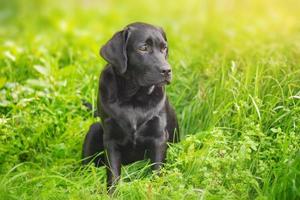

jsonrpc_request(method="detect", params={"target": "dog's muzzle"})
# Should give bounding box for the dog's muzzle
[160,65,172,84]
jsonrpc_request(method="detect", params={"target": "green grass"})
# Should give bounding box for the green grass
[1,0,300,199]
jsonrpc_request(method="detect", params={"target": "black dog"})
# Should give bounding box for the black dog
[82,22,179,192]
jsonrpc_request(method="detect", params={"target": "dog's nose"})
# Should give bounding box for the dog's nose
[160,66,172,76]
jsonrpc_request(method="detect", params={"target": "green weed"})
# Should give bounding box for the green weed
[0,0,300,199]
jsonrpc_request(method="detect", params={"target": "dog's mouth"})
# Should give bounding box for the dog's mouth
[156,74,172,86]
[156,79,171,87]
[141,73,172,87]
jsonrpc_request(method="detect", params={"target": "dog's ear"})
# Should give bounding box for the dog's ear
[100,28,130,74]
[158,26,168,58]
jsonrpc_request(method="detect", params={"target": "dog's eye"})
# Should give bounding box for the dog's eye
[138,45,150,52]
[161,46,167,52]
[161,44,167,53]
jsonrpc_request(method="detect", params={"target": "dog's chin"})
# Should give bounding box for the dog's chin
[155,80,171,87]
[140,78,171,88]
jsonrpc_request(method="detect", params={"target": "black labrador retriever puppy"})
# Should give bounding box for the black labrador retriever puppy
[82,22,179,192]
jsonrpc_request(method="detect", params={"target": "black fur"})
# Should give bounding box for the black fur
[82,22,179,193]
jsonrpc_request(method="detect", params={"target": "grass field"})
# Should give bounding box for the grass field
[1,0,300,199]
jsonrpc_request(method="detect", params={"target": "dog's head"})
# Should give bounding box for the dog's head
[100,22,172,87]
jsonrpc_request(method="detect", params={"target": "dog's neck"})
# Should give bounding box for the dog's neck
[115,73,157,101]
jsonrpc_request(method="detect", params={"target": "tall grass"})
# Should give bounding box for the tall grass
[0,0,299,199]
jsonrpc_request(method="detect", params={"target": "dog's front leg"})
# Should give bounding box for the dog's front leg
[105,144,121,194]
[148,139,167,171]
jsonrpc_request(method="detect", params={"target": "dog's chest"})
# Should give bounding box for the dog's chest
[115,86,164,130]
[124,94,165,131]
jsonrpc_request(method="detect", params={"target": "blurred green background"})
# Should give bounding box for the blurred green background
[0,0,300,199]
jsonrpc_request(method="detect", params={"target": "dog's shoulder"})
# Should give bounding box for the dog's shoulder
[99,64,118,102]
[100,64,115,84]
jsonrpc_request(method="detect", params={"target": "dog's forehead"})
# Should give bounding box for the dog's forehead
[128,26,165,44]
